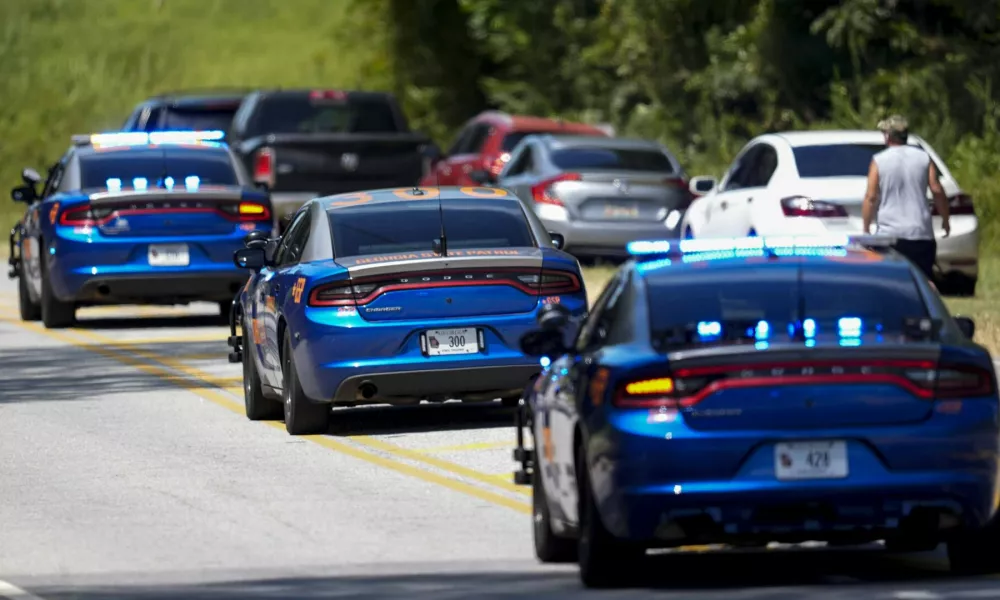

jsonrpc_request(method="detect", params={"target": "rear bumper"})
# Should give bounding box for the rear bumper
[543,214,682,257]
[330,364,540,404]
[69,272,249,304]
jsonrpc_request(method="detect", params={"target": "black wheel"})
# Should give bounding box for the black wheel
[533,461,577,563]
[243,330,282,421]
[937,274,977,297]
[576,444,643,588]
[281,329,330,435]
[947,520,1000,575]
[40,264,75,329]
[501,396,520,408]
[17,267,40,322]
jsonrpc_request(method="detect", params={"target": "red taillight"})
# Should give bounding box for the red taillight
[308,269,582,307]
[253,148,275,186]
[59,204,99,226]
[309,89,347,101]
[237,202,270,221]
[926,364,994,398]
[531,173,581,206]
[613,377,683,408]
[663,177,688,189]
[781,196,848,218]
[932,193,975,216]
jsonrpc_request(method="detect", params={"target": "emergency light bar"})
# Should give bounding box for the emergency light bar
[71,130,226,147]
[626,234,896,258]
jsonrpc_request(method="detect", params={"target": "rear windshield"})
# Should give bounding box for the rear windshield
[329,198,534,258]
[159,106,239,132]
[551,147,675,172]
[645,261,928,343]
[501,130,594,152]
[791,143,934,178]
[79,152,239,189]
[251,95,400,135]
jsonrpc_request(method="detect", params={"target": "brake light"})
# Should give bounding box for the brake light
[932,193,975,216]
[614,377,681,408]
[238,202,270,221]
[531,173,581,206]
[781,196,848,217]
[308,268,582,307]
[253,148,274,187]
[906,363,995,398]
[59,204,98,226]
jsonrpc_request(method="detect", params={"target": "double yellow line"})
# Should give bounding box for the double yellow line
[0,307,531,514]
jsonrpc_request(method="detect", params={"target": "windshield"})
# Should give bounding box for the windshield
[159,106,239,132]
[252,96,399,135]
[551,147,675,172]
[646,260,928,346]
[501,130,590,152]
[79,152,239,189]
[329,198,534,258]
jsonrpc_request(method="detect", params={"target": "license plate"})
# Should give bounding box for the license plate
[774,441,848,480]
[425,328,479,356]
[148,243,190,267]
[603,201,639,219]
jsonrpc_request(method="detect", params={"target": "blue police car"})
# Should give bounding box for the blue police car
[8,131,274,328]
[227,186,588,435]
[513,234,1000,588]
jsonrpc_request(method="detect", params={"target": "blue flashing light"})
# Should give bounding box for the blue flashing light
[164,176,175,190]
[697,320,722,337]
[85,130,225,147]
[636,258,672,272]
[755,320,770,340]
[803,318,816,339]
[90,132,149,147]
[184,175,200,191]
[133,177,148,191]
[755,341,769,350]
[840,338,862,347]
[805,339,816,348]
[627,240,671,255]
[106,178,122,192]
[681,237,764,254]
[539,356,551,368]
[838,317,863,337]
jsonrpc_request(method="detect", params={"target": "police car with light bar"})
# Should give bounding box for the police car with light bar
[8,130,274,328]
[512,233,1000,588]
[226,185,587,435]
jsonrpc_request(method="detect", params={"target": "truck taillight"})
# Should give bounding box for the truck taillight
[531,173,581,206]
[781,196,848,218]
[932,193,975,216]
[253,148,275,187]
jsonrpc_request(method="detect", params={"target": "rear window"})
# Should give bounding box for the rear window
[252,95,399,135]
[790,143,935,178]
[551,147,675,172]
[646,262,928,343]
[159,106,239,132]
[329,198,534,258]
[79,152,238,189]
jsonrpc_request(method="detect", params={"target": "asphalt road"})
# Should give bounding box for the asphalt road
[3,277,1000,599]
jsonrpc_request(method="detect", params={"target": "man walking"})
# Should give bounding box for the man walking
[862,114,950,280]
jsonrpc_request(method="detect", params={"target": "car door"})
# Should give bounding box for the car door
[435,121,492,186]
[702,145,763,237]
[26,159,69,296]
[257,209,311,387]
[544,273,625,526]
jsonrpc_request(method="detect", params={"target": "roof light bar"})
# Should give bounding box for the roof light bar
[72,130,226,147]
[626,235,896,258]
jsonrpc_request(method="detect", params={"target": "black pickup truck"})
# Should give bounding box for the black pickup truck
[226,89,439,229]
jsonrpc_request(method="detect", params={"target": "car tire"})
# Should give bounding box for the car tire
[532,458,577,563]
[947,519,1000,575]
[17,269,41,322]
[281,329,330,435]
[576,443,643,588]
[243,331,282,421]
[40,264,75,329]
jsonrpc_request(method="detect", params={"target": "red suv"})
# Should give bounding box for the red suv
[420,111,610,187]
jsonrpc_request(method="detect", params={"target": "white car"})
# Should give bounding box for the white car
[680,130,978,295]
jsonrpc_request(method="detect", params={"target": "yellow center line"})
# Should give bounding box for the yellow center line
[413,441,515,454]
[0,310,530,514]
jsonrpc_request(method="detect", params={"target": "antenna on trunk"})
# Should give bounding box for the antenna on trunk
[431,155,447,257]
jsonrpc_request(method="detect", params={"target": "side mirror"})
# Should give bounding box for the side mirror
[689,176,717,196]
[954,316,976,339]
[519,329,569,358]
[468,169,495,186]
[537,302,571,330]
[244,230,270,249]
[233,247,266,271]
[11,185,35,203]
[548,232,565,250]
[22,168,42,186]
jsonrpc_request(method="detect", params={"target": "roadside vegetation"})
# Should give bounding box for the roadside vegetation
[1,0,997,348]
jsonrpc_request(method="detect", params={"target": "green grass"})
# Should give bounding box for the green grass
[581,259,1000,356]
[0,0,383,231]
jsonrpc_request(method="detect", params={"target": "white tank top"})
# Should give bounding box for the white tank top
[872,145,934,240]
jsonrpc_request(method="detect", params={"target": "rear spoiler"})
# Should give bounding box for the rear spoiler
[87,186,246,204]
[335,247,544,278]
